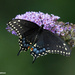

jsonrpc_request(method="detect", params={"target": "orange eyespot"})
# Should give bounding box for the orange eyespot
[31,48,33,51]
[28,46,33,51]
[28,46,30,49]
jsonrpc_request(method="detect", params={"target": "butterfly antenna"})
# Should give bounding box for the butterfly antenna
[17,49,22,56]
[32,57,37,64]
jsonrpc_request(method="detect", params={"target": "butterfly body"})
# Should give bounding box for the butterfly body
[7,19,71,63]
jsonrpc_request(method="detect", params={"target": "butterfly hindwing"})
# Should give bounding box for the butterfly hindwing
[18,34,32,55]
[17,29,39,56]
[30,29,71,63]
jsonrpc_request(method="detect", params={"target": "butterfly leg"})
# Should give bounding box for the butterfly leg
[17,49,22,56]
[32,57,37,64]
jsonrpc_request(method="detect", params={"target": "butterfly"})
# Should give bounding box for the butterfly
[7,19,71,63]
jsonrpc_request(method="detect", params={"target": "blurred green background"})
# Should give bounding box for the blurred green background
[0,0,75,75]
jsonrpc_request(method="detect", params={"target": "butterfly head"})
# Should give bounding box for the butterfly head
[41,25,44,28]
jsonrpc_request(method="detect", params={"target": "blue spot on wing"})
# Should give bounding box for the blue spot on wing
[36,50,39,54]
[33,48,37,52]
[43,48,45,51]
[22,38,25,40]
[23,41,25,43]
[23,44,26,47]
[26,44,29,46]
[40,50,43,53]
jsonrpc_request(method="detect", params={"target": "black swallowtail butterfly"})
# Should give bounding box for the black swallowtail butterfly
[7,19,71,63]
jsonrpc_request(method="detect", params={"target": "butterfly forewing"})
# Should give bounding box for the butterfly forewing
[7,19,40,36]
[43,30,71,55]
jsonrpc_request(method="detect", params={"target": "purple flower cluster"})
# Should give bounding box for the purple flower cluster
[15,11,62,34]
[7,11,63,35]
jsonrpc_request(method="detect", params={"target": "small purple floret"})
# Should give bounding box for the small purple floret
[6,26,17,35]
[12,31,17,35]
[65,22,69,24]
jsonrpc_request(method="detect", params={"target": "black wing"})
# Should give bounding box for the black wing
[7,19,40,37]
[17,29,39,55]
[30,29,71,63]
[7,19,40,55]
